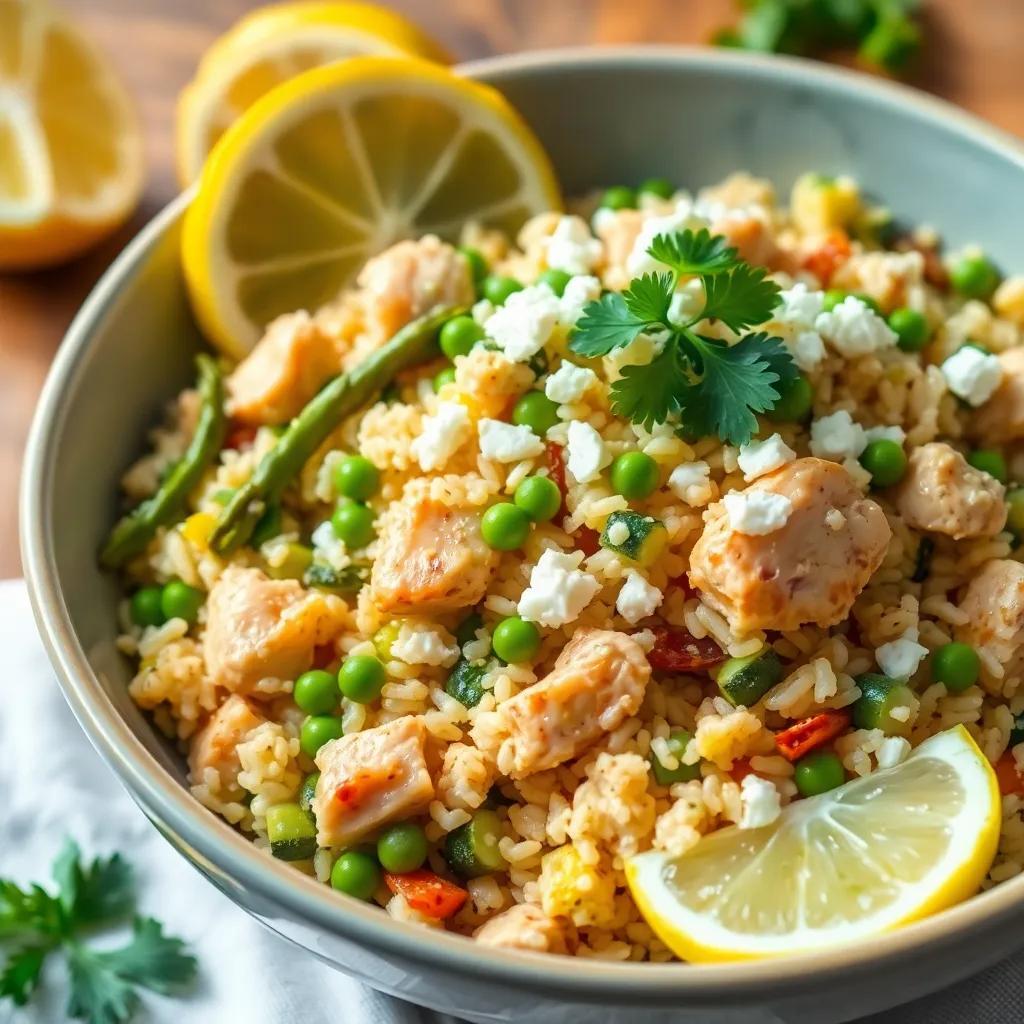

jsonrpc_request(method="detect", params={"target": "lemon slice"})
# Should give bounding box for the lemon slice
[0,0,143,269]
[627,726,999,962]
[182,57,561,358]
[175,2,451,184]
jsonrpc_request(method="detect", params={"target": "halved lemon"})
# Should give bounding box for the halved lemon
[627,726,1000,962]
[182,57,561,358]
[0,0,143,270]
[175,2,451,184]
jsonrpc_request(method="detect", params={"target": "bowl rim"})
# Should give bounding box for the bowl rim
[21,44,1024,1003]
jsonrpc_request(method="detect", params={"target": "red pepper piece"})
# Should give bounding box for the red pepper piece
[646,625,725,673]
[384,869,468,919]
[224,422,258,450]
[802,229,852,286]
[995,752,1024,796]
[775,710,852,762]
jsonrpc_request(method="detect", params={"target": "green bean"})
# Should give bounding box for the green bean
[210,305,461,555]
[100,354,226,568]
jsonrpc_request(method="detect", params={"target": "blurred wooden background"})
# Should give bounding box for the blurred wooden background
[3,0,1023,577]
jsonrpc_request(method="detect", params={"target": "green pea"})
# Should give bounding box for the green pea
[294,670,339,716]
[433,366,457,393]
[458,246,488,285]
[859,439,907,488]
[537,268,573,296]
[481,502,531,551]
[439,315,484,360]
[160,580,203,624]
[492,616,541,663]
[376,822,428,874]
[338,654,386,704]
[300,715,343,758]
[794,751,846,797]
[931,642,980,693]
[950,254,1001,300]
[331,850,381,900]
[599,185,636,211]
[482,275,523,306]
[967,449,1008,484]
[766,373,814,423]
[512,391,560,436]
[1006,487,1024,538]
[610,451,660,500]
[333,455,380,501]
[331,499,375,549]
[821,289,847,313]
[650,729,701,786]
[250,503,283,548]
[514,475,562,523]
[130,586,165,628]
[638,177,674,200]
[859,14,921,73]
[888,307,930,352]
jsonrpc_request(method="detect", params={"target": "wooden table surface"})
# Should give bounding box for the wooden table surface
[3,0,1022,577]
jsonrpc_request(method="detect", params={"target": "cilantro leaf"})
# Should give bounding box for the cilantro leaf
[700,263,781,332]
[54,840,134,928]
[0,945,48,1006]
[570,292,648,357]
[610,346,685,429]
[67,944,138,1024]
[0,880,62,940]
[622,271,674,324]
[647,228,739,277]
[732,331,800,389]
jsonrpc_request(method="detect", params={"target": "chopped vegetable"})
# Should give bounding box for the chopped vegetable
[266,803,317,861]
[610,451,660,500]
[537,268,572,296]
[482,275,523,306]
[337,654,386,704]
[646,625,725,673]
[911,536,934,583]
[514,475,562,522]
[445,810,506,878]
[802,229,851,285]
[638,177,674,200]
[492,616,541,663]
[383,869,468,919]
[293,670,338,716]
[445,658,490,709]
[330,850,381,901]
[600,185,636,211]
[775,710,852,762]
[1010,712,1024,749]
[331,499,375,548]
[716,648,783,707]
[512,390,560,436]
[299,715,343,758]
[794,750,846,797]
[333,454,380,501]
[1006,488,1024,540]
[159,580,203,625]
[303,562,369,594]
[995,752,1024,796]
[765,372,813,423]
[852,674,915,737]
[888,307,929,352]
[458,246,488,286]
[298,771,319,814]
[377,822,428,874]
[481,502,531,551]
[931,642,980,693]
[265,541,313,580]
[439,315,484,359]
[967,449,1008,484]
[649,728,701,786]
[129,587,165,628]
[599,510,668,566]
[950,253,1001,300]
[859,438,907,488]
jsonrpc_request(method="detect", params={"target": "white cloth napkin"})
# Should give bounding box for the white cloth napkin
[0,576,1019,1024]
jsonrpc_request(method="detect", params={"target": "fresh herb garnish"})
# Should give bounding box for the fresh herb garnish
[1,839,196,1023]
[570,228,796,445]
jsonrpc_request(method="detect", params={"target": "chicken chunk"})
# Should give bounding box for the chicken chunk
[358,236,474,342]
[203,567,346,694]
[594,209,643,287]
[956,560,1024,683]
[971,347,1024,444]
[312,716,434,848]
[474,904,570,954]
[689,458,890,633]
[710,214,786,272]
[188,694,266,785]
[894,442,1006,539]
[476,628,650,779]
[226,311,343,426]
[370,494,497,615]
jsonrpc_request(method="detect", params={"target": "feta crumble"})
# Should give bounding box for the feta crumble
[814,295,898,357]
[668,461,713,506]
[484,285,561,362]
[940,345,1003,406]
[723,490,793,535]
[311,519,348,569]
[544,215,603,275]
[775,282,825,326]
[738,774,781,830]
[792,330,827,371]
[738,434,796,481]
[392,623,460,668]
[864,425,906,445]
[616,570,663,625]
[557,274,602,326]
[518,548,601,628]
[627,199,709,277]
[566,421,610,483]
[411,401,471,472]
[875,628,928,680]
[809,410,868,462]
[478,419,545,462]
[544,361,598,404]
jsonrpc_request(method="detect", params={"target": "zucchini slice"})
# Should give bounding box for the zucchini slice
[445,810,506,878]
[266,802,317,861]
[649,728,701,786]
[717,649,784,707]
[298,771,320,814]
[599,510,668,567]
[445,658,493,709]
[853,673,916,737]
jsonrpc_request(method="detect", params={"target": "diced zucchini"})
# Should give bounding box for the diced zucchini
[649,728,701,786]
[304,561,369,594]
[911,537,934,583]
[716,649,783,707]
[445,658,492,709]
[265,542,313,580]
[852,674,916,737]
[445,810,506,878]
[1010,712,1024,749]
[599,510,668,567]
[266,802,317,861]
[298,771,320,814]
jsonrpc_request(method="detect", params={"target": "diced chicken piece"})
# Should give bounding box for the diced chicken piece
[956,560,1024,682]
[474,903,570,954]
[478,628,650,779]
[203,567,346,694]
[227,311,343,426]
[594,209,643,287]
[894,442,1006,539]
[971,347,1024,443]
[312,716,434,848]
[188,694,266,785]
[358,236,473,342]
[452,347,534,420]
[370,495,497,615]
[711,214,786,272]
[689,458,891,633]
[700,173,776,210]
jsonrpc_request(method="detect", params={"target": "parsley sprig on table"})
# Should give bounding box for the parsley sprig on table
[1,840,196,1024]
[570,228,796,445]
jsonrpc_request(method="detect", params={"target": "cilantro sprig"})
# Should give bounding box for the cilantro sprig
[1,840,196,1023]
[570,227,796,445]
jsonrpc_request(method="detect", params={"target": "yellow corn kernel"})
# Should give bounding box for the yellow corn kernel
[373,621,402,661]
[181,512,216,549]
[791,173,861,234]
[538,844,616,927]
[994,276,1024,328]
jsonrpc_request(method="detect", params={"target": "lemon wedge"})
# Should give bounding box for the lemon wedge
[0,0,143,269]
[627,726,1000,962]
[182,57,560,358]
[175,1,451,184]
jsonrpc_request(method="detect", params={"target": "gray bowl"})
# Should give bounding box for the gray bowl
[21,47,1024,1024]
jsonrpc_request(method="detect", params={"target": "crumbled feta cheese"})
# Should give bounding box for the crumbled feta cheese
[471,298,495,325]
[557,274,602,326]
[775,282,825,326]
[738,434,796,482]
[615,570,663,625]
[668,461,713,506]
[311,519,348,569]
[478,419,545,462]
[545,361,598,404]
[668,278,706,323]
[411,401,471,471]
[518,548,601,628]
[875,628,928,680]
[606,520,630,546]
[792,329,827,371]
[738,774,781,830]
[809,410,867,462]
[392,623,460,668]
[544,215,603,275]
[566,421,610,483]
[484,285,562,362]
[590,206,618,234]
[723,490,793,535]
[864,425,906,445]
[941,345,1003,406]
[814,296,898,357]
[627,199,709,277]
[876,736,912,770]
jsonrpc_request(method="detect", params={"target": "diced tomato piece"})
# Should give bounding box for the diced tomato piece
[802,230,852,286]
[224,422,258,450]
[995,752,1024,796]
[646,625,725,673]
[384,869,468,919]
[312,642,337,670]
[896,238,950,292]
[545,442,569,513]
[729,757,754,783]
[775,710,851,762]
[575,526,601,556]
